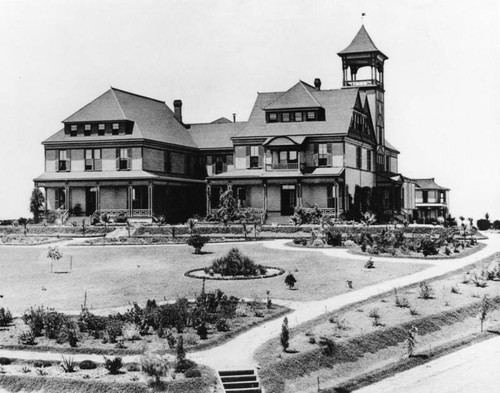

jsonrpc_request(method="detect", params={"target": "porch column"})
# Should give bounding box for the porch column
[206,184,211,215]
[128,185,133,217]
[263,182,268,210]
[297,181,302,207]
[65,185,70,211]
[334,182,339,218]
[148,183,153,217]
[96,185,100,212]
[43,187,48,214]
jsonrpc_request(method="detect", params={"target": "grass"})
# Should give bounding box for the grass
[0,243,427,314]
[255,253,500,393]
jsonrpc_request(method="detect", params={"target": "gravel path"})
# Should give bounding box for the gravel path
[0,233,498,373]
[354,335,500,393]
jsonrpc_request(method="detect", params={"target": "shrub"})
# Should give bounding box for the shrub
[493,220,500,230]
[0,308,13,327]
[79,360,97,370]
[185,367,202,378]
[141,353,169,383]
[215,318,230,332]
[285,273,297,289]
[0,358,11,366]
[61,356,76,373]
[175,358,197,373]
[476,219,491,231]
[368,308,381,326]
[104,357,123,374]
[394,290,410,308]
[122,322,142,341]
[419,282,434,299]
[114,213,128,223]
[33,360,52,368]
[105,319,123,343]
[319,336,336,356]
[207,248,266,276]
[196,324,208,339]
[56,321,80,347]
[22,307,46,337]
[325,228,342,246]
[44,311,70,339]
[420,236,439,257]
[186,234,210,254]
[364,258,375,269]
[18,330,37,346]
[406,325,418,357]
[126,362,141,372]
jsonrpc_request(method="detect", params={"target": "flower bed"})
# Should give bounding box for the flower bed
[185,267,285,280]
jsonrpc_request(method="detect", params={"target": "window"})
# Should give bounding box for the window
[383,190,390,209]
[84,124,91,136]
[70,125,78,136]
[422,191,428,203]
[307,111,316,121]
[250,145,260,168]
[366,150,372,171]
[116,148,131,170]
[236,187,247,207]
[356,146,362,169]
[439,191,446,203]
[170,151,186,174]
[266,110,321,123]
[98,124,105,135]
[295,112,303,122]
[377,153,385,172]
[318,143,328,166]
[112,123,120,135]
[282,112,290,122]
[268,113,278,123]
[386,155,391,172]
[57,150,70,171]
[278,150,297,163]
[85,149,102,171]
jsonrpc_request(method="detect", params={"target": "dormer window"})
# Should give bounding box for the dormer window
[282,113,290,122]
[84,124,91,136]
[112,123,120,135]
[70,125,77,136]
[266,109,323,123]
[295,112,303,122]
[98,123,105,135]
[268,113,278,123]
[307,111,316,121]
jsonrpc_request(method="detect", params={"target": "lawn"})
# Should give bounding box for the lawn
[0,242,428,314]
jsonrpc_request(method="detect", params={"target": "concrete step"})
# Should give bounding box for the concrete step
[218,369,261,393]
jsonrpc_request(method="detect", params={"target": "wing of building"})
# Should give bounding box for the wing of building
[34,26,449,224]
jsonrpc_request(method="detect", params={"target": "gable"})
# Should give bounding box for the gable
[265,81,321,110]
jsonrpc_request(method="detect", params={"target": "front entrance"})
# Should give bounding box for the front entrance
[86,187,97,215]
[281,185,296,215]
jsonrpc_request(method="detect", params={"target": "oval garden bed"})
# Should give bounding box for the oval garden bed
[185,266,284,280]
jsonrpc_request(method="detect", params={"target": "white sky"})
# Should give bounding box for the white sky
[0,0,499,221]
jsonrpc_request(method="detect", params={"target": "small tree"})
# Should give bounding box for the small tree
[479,295,492,332]
[215,189,238,225]
[186,218,198,235]
[47,246,63,273]
[141,353,169,384]
[361,211,376,227]
[405,325,418,357]
[280,317,289,351]
[29,187,45,224]
[285,273,297,289]
[176,335,186,363]
[18,217,28,236]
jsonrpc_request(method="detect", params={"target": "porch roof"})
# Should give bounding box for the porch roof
[33,170,204,184]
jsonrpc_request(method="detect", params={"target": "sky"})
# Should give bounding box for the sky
[0,0,499,221]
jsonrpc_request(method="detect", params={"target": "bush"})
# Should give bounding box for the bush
[364,258,375,269]
[419,282,434,299]
[22,307,46,337]
[493,220,500,230]
[126,362,141,372]
[420,236,439,257]
[196,324,208,339]
[0,308,13,327]
[325,228,342,246]
[476,219,491,231]
[0,358,11,365]
[368,308,382,326]
[104,357,123,374]
[186,234,210,254]
[207,248,266,276]
[56,321,80,347]
[215,318,230,332]
[175,358,197,374]
[285,273,297,289]
[122,322,142,341]
[114,213,128,223]
[141,353,169,383]
[61,356,76,373]
[79,360,97,370]
[33,360,52,368]
[185,367,202,378]
[18,330,37,346]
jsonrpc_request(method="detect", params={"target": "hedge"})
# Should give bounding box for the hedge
[0,226,114,236]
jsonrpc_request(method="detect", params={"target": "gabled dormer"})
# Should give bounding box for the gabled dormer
[263,81,325,123]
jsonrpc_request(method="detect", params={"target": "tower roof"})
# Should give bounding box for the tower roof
[338,25,387,59]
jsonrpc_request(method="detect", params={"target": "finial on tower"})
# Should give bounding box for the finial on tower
[362,12,366,25]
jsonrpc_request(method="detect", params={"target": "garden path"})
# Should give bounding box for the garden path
[0,233,498,372]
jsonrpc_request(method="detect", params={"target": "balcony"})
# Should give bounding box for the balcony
[206,163,234,176]
[343,79,383,88]
[267,162,299,171]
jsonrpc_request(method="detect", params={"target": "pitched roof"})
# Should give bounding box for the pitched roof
[234,87,359,138]
[45,88,197,148]
[385,140,400,153]
[188,122,247,149]
[265,81,321,110]
[412,178,450,191]
[211,117,233,124]
[338,25,387,58]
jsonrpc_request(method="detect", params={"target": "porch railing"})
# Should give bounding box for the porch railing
[268,162,299,171]
[131,209,151,217]
[99,209,129,217]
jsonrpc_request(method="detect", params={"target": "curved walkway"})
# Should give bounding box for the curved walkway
[0,234,499,371]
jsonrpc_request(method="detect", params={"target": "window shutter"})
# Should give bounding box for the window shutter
[66,150,71,171]
[327,143,332,166]
[258,145,264,168]
[206,155,213,165]
[226,154,233,165]
[246,146,251,156]
[95,159,102,171]
[127,148,132,170]
[55,158,59,171]
[116,148,120,170]
[313,143,319,167]
[246,147,251,169]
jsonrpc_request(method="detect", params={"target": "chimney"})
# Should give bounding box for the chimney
[232,113,236,123]
[314,78,321,91]
[173,100,182,123]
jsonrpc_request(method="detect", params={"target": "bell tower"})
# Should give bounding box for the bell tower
[338,26,388,151]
